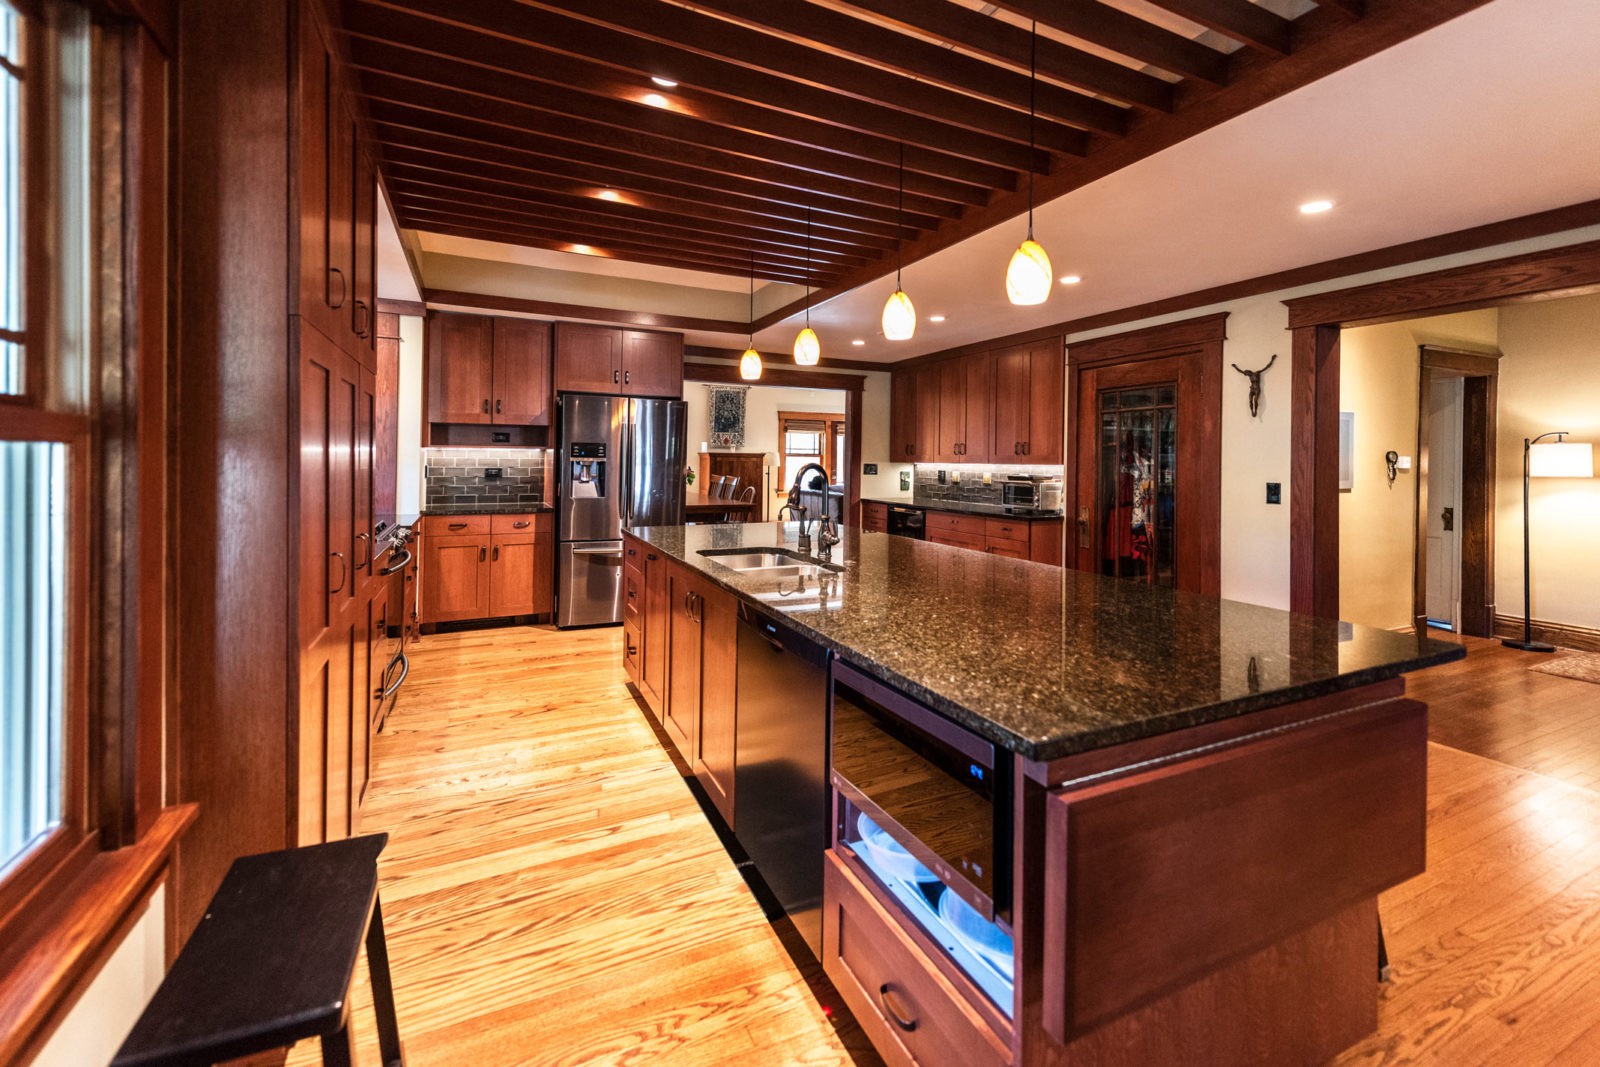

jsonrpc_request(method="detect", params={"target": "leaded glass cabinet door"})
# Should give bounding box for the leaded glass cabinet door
[1097,384,1178,586]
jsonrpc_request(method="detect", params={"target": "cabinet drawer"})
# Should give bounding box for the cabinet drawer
[925,510,986,536]
[984,518,1030,545]
[862,501,889,533]
[986,544,1029,561]
[824,851,1010,1067]
[929,529,986,552]
[623,567,643,624]
[623,618,641,683]
[491,512,540,534]
[425,514,489,536]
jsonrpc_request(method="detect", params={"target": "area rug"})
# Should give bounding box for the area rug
[1529,652,1600,685]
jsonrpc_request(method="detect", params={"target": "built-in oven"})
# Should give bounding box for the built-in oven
[829,659,1015,1017]
[885,504,925,540]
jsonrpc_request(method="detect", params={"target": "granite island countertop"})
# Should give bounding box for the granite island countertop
[628,522,1464,761]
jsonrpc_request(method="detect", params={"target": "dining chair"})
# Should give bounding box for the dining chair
[720,477,740,499]
[709,475,727,497]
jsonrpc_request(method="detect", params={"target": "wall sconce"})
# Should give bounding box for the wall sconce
[1504,431,1595,652]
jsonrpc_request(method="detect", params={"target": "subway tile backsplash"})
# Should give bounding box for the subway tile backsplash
[423,448,548,512]
[911,463,1064,507]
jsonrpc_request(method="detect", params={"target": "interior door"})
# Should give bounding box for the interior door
[1424,377,1464,630]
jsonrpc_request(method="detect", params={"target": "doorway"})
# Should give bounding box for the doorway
[1415,346,1499,636]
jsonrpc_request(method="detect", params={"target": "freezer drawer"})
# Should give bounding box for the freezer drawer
[557,540,624,628]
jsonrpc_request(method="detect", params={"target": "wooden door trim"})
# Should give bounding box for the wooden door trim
[1285,240,1600,618]
[1067,312,1228,369]
[1413,346,1499,637]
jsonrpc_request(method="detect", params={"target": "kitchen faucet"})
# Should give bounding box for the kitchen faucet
[785,462,830,556]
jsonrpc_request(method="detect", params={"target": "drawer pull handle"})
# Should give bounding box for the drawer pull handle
[512,520,530,529]
[878,984,917,1033]
[449,522,469,530]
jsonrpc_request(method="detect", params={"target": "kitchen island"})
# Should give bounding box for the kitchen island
[621,521,1462,1066]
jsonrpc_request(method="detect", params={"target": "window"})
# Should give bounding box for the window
[1,3,23,395]
[777,410,847,495]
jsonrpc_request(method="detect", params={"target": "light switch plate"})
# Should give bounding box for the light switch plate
[1266,482,1281,504]
[484,467,503,480]
[863,463,878,475]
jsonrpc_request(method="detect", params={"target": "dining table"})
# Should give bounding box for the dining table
[684,491,759,523]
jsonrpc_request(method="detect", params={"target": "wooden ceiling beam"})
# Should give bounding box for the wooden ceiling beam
[388,186,875,271]
[1139,0,1295,56]
[374,132,938,241]
[383,169,890,259]
[1314,0,1366,17]
[425,291,750,335]
[362,93,954,229]
[346,1,1057,173]
[834,0,1175,113]
[400,209,833,285]
[345,37,1008,202]
[684,0,1129,136]
[987,0,1231,84]
[514,0,1088,156]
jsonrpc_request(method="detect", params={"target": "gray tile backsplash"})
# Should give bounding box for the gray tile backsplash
[423,448,548,509]
[912,462,1063,507]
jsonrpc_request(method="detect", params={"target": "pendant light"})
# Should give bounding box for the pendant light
[881,143,916,341]
[1005,23,1053,306]
[740,251,763,380]
[793,208,820,365]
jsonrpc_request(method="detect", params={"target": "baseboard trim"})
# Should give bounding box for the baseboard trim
[1493,614,1600,653]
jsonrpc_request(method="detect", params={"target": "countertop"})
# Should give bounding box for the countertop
[420,503,554,516]
[862,497,1064,521]
[628,522,1464,761]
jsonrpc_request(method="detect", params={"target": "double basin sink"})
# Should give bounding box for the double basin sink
[698,546,844,579]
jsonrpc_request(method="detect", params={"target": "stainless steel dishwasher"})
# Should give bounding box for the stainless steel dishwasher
[734,601,831,959]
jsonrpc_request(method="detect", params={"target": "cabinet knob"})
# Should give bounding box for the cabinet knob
[613,369,620,384]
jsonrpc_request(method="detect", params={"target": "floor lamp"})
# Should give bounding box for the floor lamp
[1502,431,1594,652]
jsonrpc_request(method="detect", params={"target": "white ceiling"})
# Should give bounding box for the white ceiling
[388,0,1600,364]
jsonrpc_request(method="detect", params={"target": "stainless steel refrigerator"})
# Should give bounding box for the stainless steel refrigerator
[556,393,686,628]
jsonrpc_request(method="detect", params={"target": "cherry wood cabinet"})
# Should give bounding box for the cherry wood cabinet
[861,501,889,533]
[693,579,737,827]
[427,313,494,424]
[554,322,684,397]
[641,541,670,719]
[492,317,552,425]
[664,561,701,760]
[890,339,1064,465]
[923,508,1063,565]
[419,513,554,625]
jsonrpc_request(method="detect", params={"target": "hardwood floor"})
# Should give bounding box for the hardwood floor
[288,626,1600,1065]
[286,624,874,1067]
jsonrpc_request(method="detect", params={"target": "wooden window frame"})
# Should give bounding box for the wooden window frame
[777,408,846,493]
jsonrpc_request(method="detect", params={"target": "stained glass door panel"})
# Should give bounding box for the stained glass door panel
[1097,384,1177,586]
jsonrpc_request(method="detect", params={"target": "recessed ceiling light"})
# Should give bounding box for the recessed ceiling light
[595,189,622,202]
[642,92,670,109]
[651,76,678,89]
[1059,274,1082,285]
[1299,199,1335,214]
[851,339,866,346]
[929,314,946,323]
[569,243,597,256]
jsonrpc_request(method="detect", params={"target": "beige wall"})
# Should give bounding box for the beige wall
[1496,293,1600,632]
[1336,310,1501,629]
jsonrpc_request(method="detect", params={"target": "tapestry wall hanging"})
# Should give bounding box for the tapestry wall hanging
[708,386,748,448]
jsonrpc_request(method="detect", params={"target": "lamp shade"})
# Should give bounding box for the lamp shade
[739,345,763,381]
[1530,440,1594,478]
[882,288,916,341]
[1005,238,1053,305]
[793,326,820,366]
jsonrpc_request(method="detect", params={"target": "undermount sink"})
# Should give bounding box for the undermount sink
[698,547,843,576]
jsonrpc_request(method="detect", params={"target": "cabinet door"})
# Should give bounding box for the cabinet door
[890,371,916,461]
[353,589,379,814]
[300,325,359,645]
[354,364,375,591]
[554,322,621,394]
[423,533,489,622]
[294,6,335,340]
[641,547,669,719]
[914,366,940,461]
[326,95,355,330]
[488,533,537,617]
[428,313,493,424]
[491,317,552,425]
[621,329,683,397]
[937,360,965,462]
[992,345,1030,460]
[663,564,701,759]
[963,353,993,463]
[350,147,376,363]
[693,581,736,826]
[532,513,555,615]
[1026,342,1065,463]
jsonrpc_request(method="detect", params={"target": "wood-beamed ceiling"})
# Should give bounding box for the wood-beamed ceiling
[340,0,1493,304]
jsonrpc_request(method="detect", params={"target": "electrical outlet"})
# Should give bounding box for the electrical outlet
[863,463,878,475]
[492,431,510,443]
[1266,482,1281,504]
[484,467,503,480]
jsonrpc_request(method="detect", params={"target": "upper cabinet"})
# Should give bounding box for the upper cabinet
[554,323,683,397]
[294,4,376,367]
[890,340,1064,465]
[427,312,553,432]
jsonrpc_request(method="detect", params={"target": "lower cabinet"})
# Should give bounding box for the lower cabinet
[420,512,554,625]
[923,509,1063,566]
[823,851,1010,1067]
[664,560,701,758]
[862,501,889,533]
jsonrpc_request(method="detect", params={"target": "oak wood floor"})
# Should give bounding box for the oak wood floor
[290,627,1600,1066]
